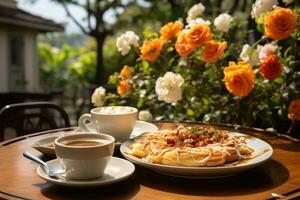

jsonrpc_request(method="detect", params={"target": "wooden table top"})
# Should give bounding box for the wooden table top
[0,121,300,200]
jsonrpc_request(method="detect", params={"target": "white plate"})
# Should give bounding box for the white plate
[120,132,273,178]
[37,157,135,187]
[33,121,158,156]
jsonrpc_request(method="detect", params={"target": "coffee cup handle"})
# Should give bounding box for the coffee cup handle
[78,114,95,132]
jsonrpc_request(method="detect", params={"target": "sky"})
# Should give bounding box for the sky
[18,0,148,34]
[18,0,89,33]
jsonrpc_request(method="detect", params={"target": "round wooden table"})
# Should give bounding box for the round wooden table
[0,121,300,200]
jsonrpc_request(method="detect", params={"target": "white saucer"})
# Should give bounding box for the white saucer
[37,157,135,187]
[33,121,158,156]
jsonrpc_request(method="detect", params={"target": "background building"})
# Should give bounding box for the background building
[0,0,63,92]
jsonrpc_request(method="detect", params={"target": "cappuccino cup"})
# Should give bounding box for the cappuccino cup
[78,106,138,142]
[54,133,115,180]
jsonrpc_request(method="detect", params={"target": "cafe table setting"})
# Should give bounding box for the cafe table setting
[0,105,300,200]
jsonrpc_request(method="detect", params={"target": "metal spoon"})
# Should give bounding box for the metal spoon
[23,151,64,178]
[271,192,286,199]
[272,191,300,200]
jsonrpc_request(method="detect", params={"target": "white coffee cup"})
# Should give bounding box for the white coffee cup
[54,133,115,180]
[78,106,138,142]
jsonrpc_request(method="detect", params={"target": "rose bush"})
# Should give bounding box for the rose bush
[91,1,300,136]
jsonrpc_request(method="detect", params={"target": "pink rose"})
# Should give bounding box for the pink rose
[259,44,277,62]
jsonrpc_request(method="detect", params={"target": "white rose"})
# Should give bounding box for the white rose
[138,110,153,122]
[116,31,139,56]
[185,17,211,30]
[91,86,106,107]
[251,0,278,21]
[240,44,262,66]
[155,72,184,104]
[283,0,294,4]
[214,13,233,32]
[187,3,205,23]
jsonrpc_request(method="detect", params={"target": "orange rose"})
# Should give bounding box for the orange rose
[120,65,132,80]
[140,38,163,62]
[175,33,195,56]
[160,21,183,42]
[259,55,282,80]
[187,24,212,48]
[264,7,297,40]
[288,100,300,121]
[117,80,132,97]
[224,61,255,97]
[202,41,227,63]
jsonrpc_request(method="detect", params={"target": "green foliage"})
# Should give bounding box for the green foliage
[38,43,82,90]
[38,34,136,90]
[68,51,97,86]
[38,39,96,90]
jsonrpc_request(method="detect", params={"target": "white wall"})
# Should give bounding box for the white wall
[0,28,39,92]
[24,31,38,91]
[0,28,8,92]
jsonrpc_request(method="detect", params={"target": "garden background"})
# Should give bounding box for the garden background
[32,0,299,136]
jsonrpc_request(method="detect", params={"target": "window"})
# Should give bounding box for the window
[9,35,24,67]
[8,33,25,91]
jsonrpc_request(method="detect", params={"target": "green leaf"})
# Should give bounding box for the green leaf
[142,61,150,69]
[186,109,194,116]
[256,24,264,33]
[143,27,158,39]
[167,47,174,52]
[108,73,119,85]
[274,77,284,85]
[137,98,145,108]
[168,58,175,66]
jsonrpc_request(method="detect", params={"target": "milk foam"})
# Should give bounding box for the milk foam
[98,106,136,114]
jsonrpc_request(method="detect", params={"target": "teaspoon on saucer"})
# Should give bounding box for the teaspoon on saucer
[23,151,64,179]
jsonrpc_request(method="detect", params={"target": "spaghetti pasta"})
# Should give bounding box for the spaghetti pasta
[128,126,254,167]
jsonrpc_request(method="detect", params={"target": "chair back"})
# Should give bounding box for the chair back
[0,102,71,141]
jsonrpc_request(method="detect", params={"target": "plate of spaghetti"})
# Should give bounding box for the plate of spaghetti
[120,125,273,178]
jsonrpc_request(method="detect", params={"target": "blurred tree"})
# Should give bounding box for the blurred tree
[51,0,137,85]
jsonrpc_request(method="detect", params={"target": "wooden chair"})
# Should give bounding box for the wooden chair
[0,102,71,141]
